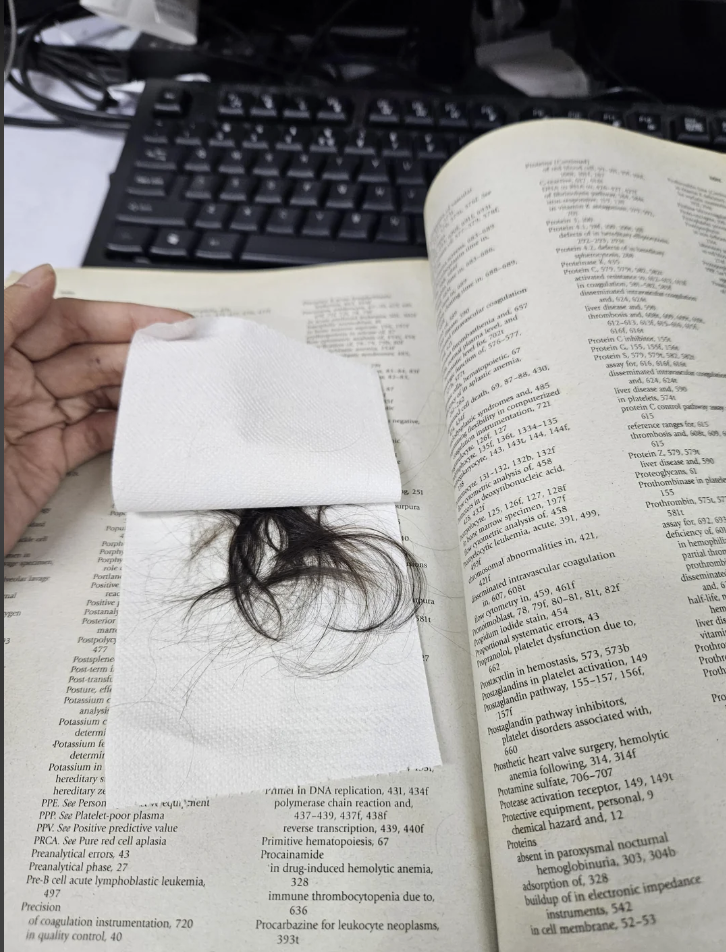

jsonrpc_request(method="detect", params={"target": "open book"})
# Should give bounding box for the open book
[5,120,725,951]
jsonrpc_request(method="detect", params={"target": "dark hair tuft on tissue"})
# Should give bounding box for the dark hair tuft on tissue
[187,507,424,677]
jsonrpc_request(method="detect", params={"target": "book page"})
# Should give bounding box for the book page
[4,262,497,951]
[424,121,725,951]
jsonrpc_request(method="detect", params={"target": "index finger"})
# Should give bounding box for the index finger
[12,296,191,361]
[4,264,57,354]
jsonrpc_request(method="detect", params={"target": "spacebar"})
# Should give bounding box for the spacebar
[241,236,427,265]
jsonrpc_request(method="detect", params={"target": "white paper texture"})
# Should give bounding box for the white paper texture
[425,121,726,952]
[106,504,441,807]
[112,316,402,512]
[81,0,198,45]
[4,260,495,952]
[107,314,438,806]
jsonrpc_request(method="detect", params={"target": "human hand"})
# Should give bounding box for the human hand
[4,264,189,554]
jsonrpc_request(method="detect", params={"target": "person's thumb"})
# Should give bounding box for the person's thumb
[4,264,57,354]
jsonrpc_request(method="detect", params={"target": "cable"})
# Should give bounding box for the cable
[5,113,68,127]
[8,73,131,131]
[200,11,340,87]
[589,85,661,104]
[572,0,661,104]
[316,50,451,93]
[293,0,366,82]
[6,2,132,132]
[6,1,455,131]
[4,0,18,83]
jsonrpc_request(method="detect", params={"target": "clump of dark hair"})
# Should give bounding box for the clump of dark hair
[186,506,424,677]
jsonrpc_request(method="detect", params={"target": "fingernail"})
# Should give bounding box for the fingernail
[16,263,55,289]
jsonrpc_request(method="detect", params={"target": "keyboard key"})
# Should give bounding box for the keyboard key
[438,101,469,128]
[403,99,435,127]
[154,87,188,117]
[302,209,340,238]
[167,176,191,201]
[628,112,664,137]
[250,92,281,119]
[381,131,414,158]
[274,125,310,152]
[117,198,195,227]
[126,171,173,197]
[208,121,238,148]
[519,106,553,124]
[150,228,196,259]
[136,145,185,171]
[325,182,361,210]
[218,87,249,117]
[362,184,396,213]
[712,118,726,148]
[194,231,242,262]
[241,235,426,265]
[400,186,427,214]
[283,95,316,121]
[591,109,625,128]
[184,147,215,173]
[254,178,289,205]
[290,180,326,208]
[316,96,351,123]
[338,211,376,241]
[265,207,303,236]
[143,119,175,144]
[95,83,726,275]
[344,129,378,156]
[241,123,272,150]
[368,97,401,125]
[414,132,448,160]
[106,225,153,256]
[424,158,445,179]
[357,157,390,184]
[175,119,211,145]
[376,214,409,243]
[230,205,267,233]
[520,105,556,121]
[252,151,289,177]
[185,174,219,200]
[393,158,426,186]
[310,126,344,154]
[218,148,250,174]
[219,175,255,202]
[674,114,710,145]
[194,202,231,229]
[321,155,358,181]
[287,153,321,179]
[470,104,506,130]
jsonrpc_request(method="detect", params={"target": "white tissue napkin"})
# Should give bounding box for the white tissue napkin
[112,316,402,511]
[106,505,440,808]
[105,317,440,808]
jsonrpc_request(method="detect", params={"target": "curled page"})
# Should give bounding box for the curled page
[112,316,402,512]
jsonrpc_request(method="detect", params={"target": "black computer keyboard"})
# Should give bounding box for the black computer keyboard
[84,80,726,270]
